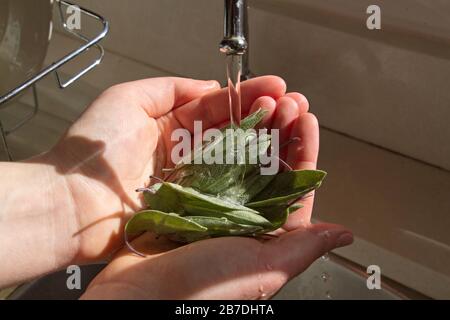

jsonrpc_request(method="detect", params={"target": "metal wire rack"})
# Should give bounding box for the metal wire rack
[0,0,109,161]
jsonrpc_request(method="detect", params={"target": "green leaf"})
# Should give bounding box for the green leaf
[169,110,269,196]
[247,132,271,164]
[186,216,264,236]
[125,210,207,236]
[256,205,291,231]
[222,108,267,131]
[288,203,304,214]
[143,182,272,227]
[247,170,327,208]
[173,132,273,204]
[143,183,184,214]
[144,182,254,213]
[167,182,259,213]
[179,164,249,196]
[183,203,273,228]
[220,171,275,205]
[128,110,328,244]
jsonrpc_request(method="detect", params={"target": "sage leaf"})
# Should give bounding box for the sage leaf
[220,171,275,205]
[126,110,328,245]
[222,108,267,131]
[257,205,290,230]
[288,203,304,214]
[186,216,264,235]
[144,182,257,214]
[143,183,184,214]
[247,170,326,208]
[125,210,207,236]
[183,203,273,228]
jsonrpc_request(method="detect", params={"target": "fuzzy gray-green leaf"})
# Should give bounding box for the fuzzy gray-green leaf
[125,210,207,236]
[128,109,327,245]
[186,216,264,235]
[247,170,326,208]
[145,182,257,214]
[183,203,273,228]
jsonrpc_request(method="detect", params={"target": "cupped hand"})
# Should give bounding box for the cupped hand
[44,76,304,262]
[76,77,353,299]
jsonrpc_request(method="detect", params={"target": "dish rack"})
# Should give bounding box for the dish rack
[0,0,109,161]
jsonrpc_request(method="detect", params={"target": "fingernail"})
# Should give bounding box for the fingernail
[336,232,354,248]
[202,80,219,89]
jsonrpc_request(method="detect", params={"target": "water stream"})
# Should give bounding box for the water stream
[226,54,243,128]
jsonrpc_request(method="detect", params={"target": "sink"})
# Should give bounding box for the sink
[8,264,106,300]
[7,253,426,300]
[274,253,427,300]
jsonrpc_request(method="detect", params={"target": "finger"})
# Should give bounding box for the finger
[285,92,310,114]
[287,112,319,170]
[282,113,320,229]
[103,77,221,118]
[156,224,350,300]
[256,223,353,296]
[271,96,300,161]
[248,96,277,129]
[182,224,353,300]
[173,76,287,132]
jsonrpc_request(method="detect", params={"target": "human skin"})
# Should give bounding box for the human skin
[0,76,353,298]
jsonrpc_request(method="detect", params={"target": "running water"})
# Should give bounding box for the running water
[226,54,243,128]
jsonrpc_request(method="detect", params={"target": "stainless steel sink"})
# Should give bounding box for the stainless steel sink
[7,253,427,300]
[274,253,427,300]
[8,264,106,300]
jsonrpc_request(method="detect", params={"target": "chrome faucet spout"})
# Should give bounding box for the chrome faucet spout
[220,0,248,55]
[220,0,251,79]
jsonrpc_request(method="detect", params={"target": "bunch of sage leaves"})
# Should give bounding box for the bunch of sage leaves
[125,110,326,243]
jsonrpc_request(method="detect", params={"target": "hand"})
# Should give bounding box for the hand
[42,76,298,262]
[80,78,354,299]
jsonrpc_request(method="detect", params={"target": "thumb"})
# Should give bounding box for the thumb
[257,223,353,294]
[103,77,221,118]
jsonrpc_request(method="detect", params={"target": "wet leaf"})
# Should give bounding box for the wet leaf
[183,204,272,228]
[257,206,290,231]
[126,110,327,244]
[247,170,326,208]
[125,210,207,236]
[169,110,269,198]
[220,171,275,205]
[186,216,264,236]
[288,203,304,214]
[144,182,271,227]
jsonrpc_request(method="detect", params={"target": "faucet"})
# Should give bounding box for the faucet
[220,0,251,80]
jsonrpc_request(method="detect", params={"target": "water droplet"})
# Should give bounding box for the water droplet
[325,291,332,299]
[321,253,329,262]
[321,272,331,282]
[258,285,268,299]
[319,230,331,239]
